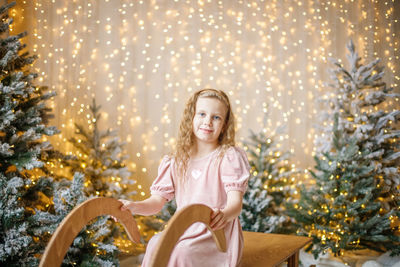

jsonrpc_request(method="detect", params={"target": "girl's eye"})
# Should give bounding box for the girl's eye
[199,112,206,117]
[213,115,221,120]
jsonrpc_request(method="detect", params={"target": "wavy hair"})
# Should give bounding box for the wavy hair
[173,88,236,180]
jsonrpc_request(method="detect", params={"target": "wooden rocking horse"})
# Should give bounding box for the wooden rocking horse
[39,197,311,267]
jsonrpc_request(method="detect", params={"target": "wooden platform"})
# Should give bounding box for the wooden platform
[242,231,312,267]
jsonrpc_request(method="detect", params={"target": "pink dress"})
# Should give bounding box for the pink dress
[141,146,250,267]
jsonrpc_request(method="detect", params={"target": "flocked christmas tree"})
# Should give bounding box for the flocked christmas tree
[0,2,70,265]
[29,172,121,266]
[49,173,120,266]
[287,41,400,258]
[58,98,140,260]
[0,3,115,265]
[240,128,298,234]
[62,98,167,259]
[64,98,135,199]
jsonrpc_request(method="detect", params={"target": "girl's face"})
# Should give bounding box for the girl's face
[192,97,227,148]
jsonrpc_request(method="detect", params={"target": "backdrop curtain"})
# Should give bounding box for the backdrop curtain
[13,0,399,192]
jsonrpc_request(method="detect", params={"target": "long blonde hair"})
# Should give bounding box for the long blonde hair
[174,88,235,179]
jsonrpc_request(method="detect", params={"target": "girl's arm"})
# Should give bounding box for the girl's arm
[119,195,166,216]
[210,190,243,231]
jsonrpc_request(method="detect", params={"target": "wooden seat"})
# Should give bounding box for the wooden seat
[39,197,311,267]
[242,231,311,267]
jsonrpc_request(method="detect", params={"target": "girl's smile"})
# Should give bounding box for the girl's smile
[199,127,213,133]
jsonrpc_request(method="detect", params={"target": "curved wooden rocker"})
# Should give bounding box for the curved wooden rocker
[39,197,141,267]
[148,203,227,266]
[39,198,226,267]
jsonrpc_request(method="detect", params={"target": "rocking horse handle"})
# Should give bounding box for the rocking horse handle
[149,204,227,267]
[39,197,140,267]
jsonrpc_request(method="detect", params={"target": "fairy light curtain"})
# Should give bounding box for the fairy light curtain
[13,0,399,193]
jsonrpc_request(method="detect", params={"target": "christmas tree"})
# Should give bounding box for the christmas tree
[0,2,64,265]
[240,129,298,233]
[64,98,135,198]
[53,174,120,266]
[30,173,120,266]
[59,98,139,261]
[287,41,400,258]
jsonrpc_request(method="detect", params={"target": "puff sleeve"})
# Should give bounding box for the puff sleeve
[150,156,175,201]
[220,147,250,193]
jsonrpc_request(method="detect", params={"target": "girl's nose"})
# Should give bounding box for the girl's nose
[204,115,212,125]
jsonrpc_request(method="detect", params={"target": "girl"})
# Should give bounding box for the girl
[119,88,250,266]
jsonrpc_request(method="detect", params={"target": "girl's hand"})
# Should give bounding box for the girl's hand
[210,208,228,231]
[111,199,135,222]
[119,199,136,213]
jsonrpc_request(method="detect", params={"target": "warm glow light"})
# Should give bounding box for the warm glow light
[14,0,399,191]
